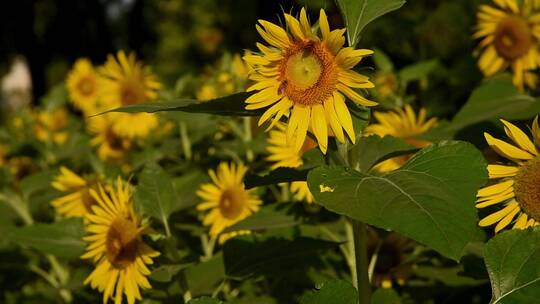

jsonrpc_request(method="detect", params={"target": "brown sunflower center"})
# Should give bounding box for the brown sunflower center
[106,216,140,268]
[219,188,245,219]
[515,157,540,221]
[77,76,96,96]
[105,127,126,151]
[120,81,146,105]
[280,41,338,106]
[494,16,533,60]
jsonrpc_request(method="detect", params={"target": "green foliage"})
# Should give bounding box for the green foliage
[351,135,415,172]
[9,218,85,258]
[300,280,358,304]
[222,204,301,233]
[244,167,309,189]
[308,141,487,260]
[372,288,401,304]
[336,0,407,46]
[484,227,540,303]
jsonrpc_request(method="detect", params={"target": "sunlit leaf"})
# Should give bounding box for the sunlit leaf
[353,135,416,172]
[308,141,487,260]
[484,227,540,304]
[336,0,406,46]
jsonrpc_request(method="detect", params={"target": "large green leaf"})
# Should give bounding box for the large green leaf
[103,92,261,117]
[300,280,357,304]
[185,254,226,296]
[336,0,406,47]
[188,297,223,304]
[222,204,302,233]
[353,135,416,172]
[223,236,338,279]
[398,59,439,83]
[484,227,540,304]
[308,141,487,260]
[171,169,208,212]
[9,218,85,258]
[372,288,401,304]
[135,163,175,235]
[451,78,540,131]
[244,167,309,189]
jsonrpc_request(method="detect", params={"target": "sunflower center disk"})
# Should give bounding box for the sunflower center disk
[219,188,244,219]
[77,77,96,96]
[281,43,337,106]
[106,217,140,268]
[120,81,146,105]
[494,16,533,60]
[515,157,540,221]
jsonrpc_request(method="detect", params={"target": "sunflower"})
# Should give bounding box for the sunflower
[364,105,437,172]
[244,8,376,154]
[33,108,69,145]
[266,123,317,203]
[477,118,540,233]
[66,58,101,114]
[474,0,540,90]
[51,167,101,218]
[82,178,159,304]
[87,115,132,164]
[99,50,162,139]
[196,162,262,243]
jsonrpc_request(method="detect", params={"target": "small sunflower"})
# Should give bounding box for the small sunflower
[51,167,101,218]
[196,162,262,243]
[82,178,159,304]
[196,53,250,102]
[99,50,162,139]
[266,123,317,203]
[87,116,132,164]
[477,118,540,233]
[244,8,376,154]
[33,108,69,145]
[474,0,540,90]
[364,105,437,172]
[66,58,101,114]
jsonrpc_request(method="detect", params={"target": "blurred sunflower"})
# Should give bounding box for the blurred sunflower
[87,116,132,164]
[66,58,101,114]
[266,123,317,203]
[196,53,250,101]
[51,167,101,218]
[196,162,262,243]
[364,105,437,172]
[474,0,540,90]
[244,8,376,154]
[82,178,159,304]
[477,118,540,232]
[33,108,69,145]
[99,50,162,139]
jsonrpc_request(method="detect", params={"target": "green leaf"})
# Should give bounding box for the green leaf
[353,135,416,172]
[9,218,85,258]
[308,141,487,260]
[185,254,226,296]
[300,279,357,304]
[336,0,406,47]
[19,170,56,200]
[398,59,439,83]
[222,204,302,233]
[349,102,371,138]
[135,163,175,235]
[372,288,401,304]
[103,92,261,117]
[451,78,540,131]
[188,297,223,304]
[171,170,208,212]
[373,48,394,72]
[244,167,309,189]
[150,264,192,283]
[223,236,338,280]
[484,227,540,304]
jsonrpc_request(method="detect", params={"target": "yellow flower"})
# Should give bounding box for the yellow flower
[244,8,376,154]
[196,84,219,101]
[99,50,162,139]
[66,58,101,114]
[196,162,262,243]
[82,178,159,304]
[477,118,540,233]
[266,123,317,203]
[33,108,69,145]
[474,0,540,90]
[373,72,398,98]
[51,167,101,218]
[364,105,437,172]
[87,116,132,164]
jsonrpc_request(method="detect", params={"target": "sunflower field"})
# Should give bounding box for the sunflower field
[2,0,540,303]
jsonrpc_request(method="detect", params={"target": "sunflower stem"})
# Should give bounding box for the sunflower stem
[243,117,254,162]
[352,220,371,304]
[179,122,192,160]
[344,220,358,288]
